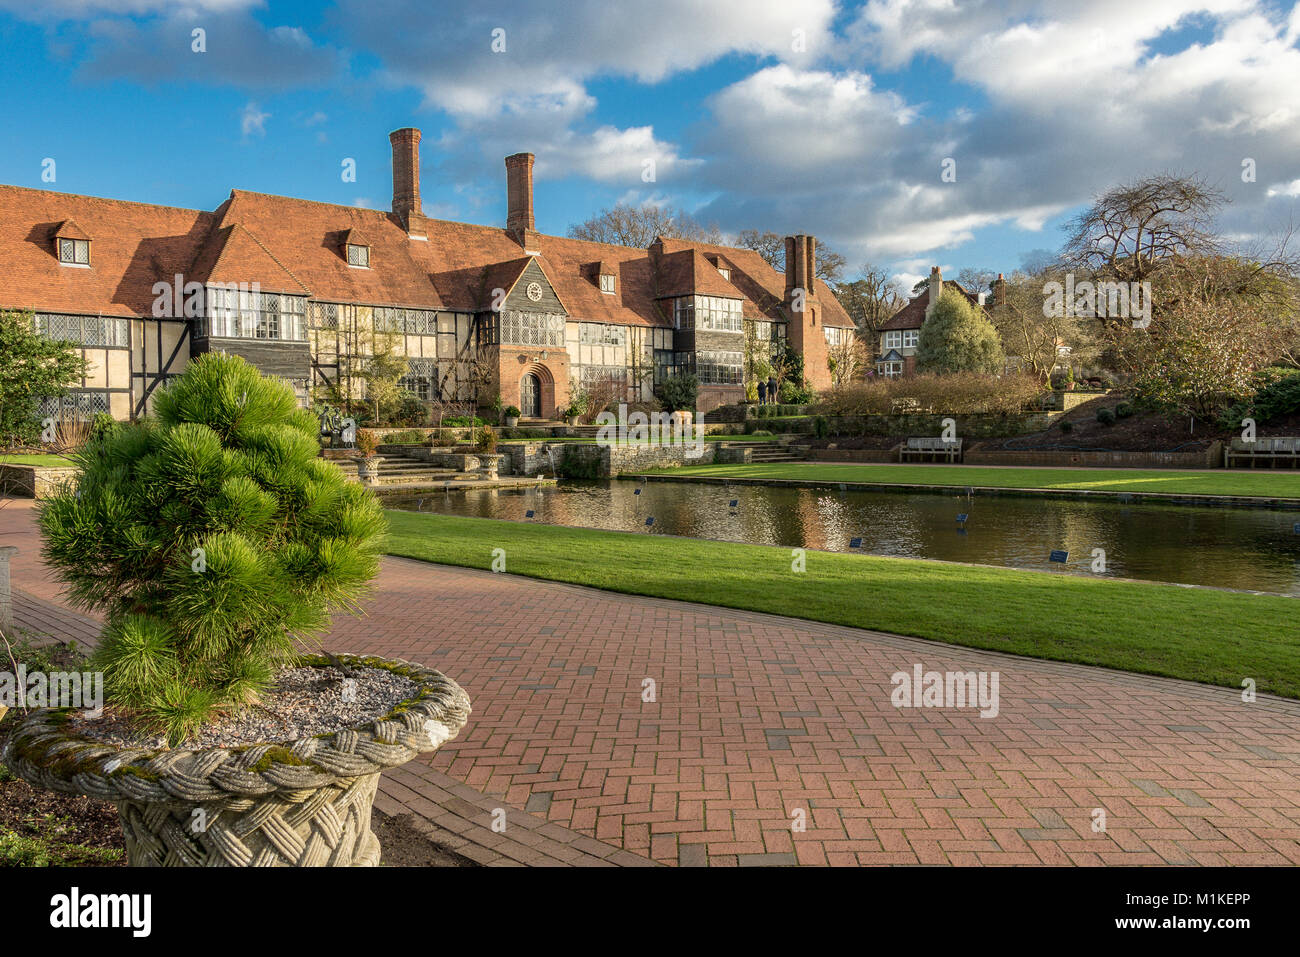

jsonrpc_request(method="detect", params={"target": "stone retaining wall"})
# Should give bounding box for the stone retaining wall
[561,441,716,477]
[965,443,1222,469]
[0,465,80,498]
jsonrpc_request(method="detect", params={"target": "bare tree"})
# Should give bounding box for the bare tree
[568,203,723,248]
[956,267,998,294]
[734,229,847,284]
[827,334,870,386]
[1062,173,1226,284]
[988,269,1097,381]
[833,264,906,356]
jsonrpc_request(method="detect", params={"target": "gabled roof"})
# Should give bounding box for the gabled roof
[880,282,983,331]
[653,236,856,328]
[211,191,444,310]
[652,247,739,300]
[0,181,858,331]
[0,185,216,318]
[192,223,310,296]
[52,220,90,241]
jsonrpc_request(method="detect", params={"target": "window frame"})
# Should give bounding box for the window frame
[58,238,90,266]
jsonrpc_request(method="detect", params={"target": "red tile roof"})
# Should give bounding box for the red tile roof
[0,185,215,318]
[0,181,856,331]
[879,282,982,331]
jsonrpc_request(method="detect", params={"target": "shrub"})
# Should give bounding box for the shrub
[778,381,814,405]
[378,429,425,445]
[813,415,830,438]
[813,373,1043,417]
[89,412,121,442]
[1115,402,1134,418]
[1059,419,1073,433]
[503,405,521,419]
[37,353,386,744]
[915,289,1005,375]
[1096,406,1116,425]
[356,430,380,457]
[1251,370,1300,423]
[655,372,699,413]
[475,424,498,452]
[750,429,773,436]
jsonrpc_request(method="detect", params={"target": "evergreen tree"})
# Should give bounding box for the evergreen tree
[915,289,1006,375]
[38,353,387,744]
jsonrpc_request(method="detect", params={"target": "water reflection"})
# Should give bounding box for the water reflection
[384,480,1300,596]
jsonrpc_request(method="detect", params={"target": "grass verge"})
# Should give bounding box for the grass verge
[641,462,1300,499]
[0,454,77,468]
[383,511,1300,698]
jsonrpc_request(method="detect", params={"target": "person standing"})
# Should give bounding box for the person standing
[756,379,767,405]
[767,376,778,404]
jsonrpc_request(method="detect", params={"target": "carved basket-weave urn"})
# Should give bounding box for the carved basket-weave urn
[3,654,470,867]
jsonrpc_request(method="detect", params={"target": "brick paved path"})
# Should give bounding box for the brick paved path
[4,497,1299,866]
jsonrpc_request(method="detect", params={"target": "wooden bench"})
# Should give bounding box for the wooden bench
[899,436,963,463]
[1224,437,1300,469]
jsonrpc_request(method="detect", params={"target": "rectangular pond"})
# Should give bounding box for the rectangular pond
[383,479,1300,596]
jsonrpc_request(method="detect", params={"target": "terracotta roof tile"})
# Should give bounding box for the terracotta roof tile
[879,282,983,331]
[0,182,857,332]
[0,185,215,318]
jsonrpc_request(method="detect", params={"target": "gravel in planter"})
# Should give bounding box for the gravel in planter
[68,665,419,751]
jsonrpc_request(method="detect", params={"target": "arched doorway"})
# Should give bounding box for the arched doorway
[520,372,541,417]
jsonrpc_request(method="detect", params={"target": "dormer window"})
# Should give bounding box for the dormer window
[600,273,616,294]
[718,267,731,281]
[346,243,370,268]
[59,238,90,265]
[53,221,91,267]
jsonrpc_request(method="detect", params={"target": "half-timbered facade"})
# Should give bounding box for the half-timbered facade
[0,128,854,421]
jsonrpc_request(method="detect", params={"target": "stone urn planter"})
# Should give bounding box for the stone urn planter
[2,654,470,867]
[357,455,381,484]
[477,452,505,480]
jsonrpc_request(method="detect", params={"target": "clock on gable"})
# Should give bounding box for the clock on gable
[526,281,544,302]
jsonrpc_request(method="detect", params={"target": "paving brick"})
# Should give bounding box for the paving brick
[4,496,1299,869]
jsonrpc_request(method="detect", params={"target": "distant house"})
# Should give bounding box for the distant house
[875,266,1002,377]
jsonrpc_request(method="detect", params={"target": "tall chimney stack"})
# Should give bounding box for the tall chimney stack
[506,152,536,236]
[927,265,943,315]
[783,235,819,304]
[389,128,422,226]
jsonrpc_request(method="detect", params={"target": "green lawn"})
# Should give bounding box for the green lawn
[0,453,76,467]
[641,462,1300,499]
[383,511,1300,698]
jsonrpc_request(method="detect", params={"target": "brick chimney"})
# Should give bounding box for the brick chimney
[783,234,830,392]
[506,152,536,243]
[389,127,422,228]
[992,272,1006,308]
[783,235,819,308]
[926,265,942,316]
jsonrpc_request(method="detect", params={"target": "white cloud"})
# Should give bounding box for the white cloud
[240,102,269,137]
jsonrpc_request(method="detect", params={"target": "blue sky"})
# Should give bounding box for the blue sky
[3,0,1299,294]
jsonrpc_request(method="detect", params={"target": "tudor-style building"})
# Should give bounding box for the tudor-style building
[875,266,1000,377]
[0,127,855,422]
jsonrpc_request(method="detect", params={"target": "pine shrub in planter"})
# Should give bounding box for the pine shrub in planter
[3,354,470,867]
